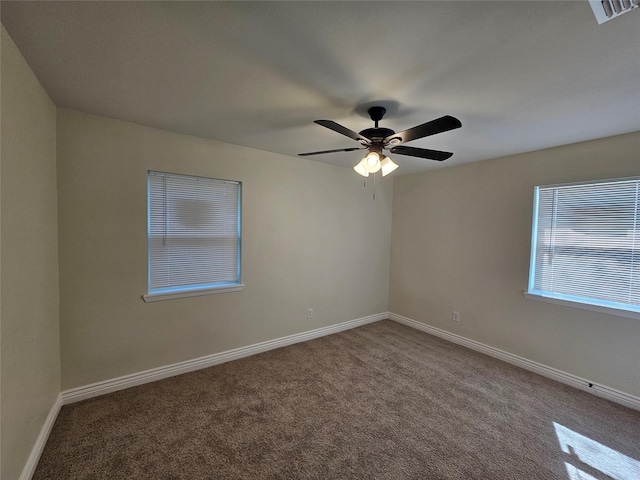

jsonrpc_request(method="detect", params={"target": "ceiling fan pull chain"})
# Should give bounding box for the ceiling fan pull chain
[373,172,376,200]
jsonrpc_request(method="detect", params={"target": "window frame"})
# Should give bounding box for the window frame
[525,176,640,320]
[143,170,244,303]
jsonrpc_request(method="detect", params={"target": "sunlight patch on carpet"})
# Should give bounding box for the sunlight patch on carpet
[553,422,640,480]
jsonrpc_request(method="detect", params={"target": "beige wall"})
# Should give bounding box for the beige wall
[1,26,60,480]
[56,109,392,390]
[389,132,640,397]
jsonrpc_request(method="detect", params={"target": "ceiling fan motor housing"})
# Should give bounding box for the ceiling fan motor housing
[359,127,395,142]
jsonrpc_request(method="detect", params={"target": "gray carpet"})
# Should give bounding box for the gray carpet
[34,320,640,479]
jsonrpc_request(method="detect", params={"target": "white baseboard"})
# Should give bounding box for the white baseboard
[20,313,385,479]
[19,394,63,480]
[23,310,638,480]
[61,312,387,405]
[388,312,640,411]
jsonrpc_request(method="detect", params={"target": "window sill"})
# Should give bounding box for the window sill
[143,284,245,303]
[523,292,640,320]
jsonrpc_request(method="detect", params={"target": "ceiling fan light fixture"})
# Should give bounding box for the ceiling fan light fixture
[353,161,370,177]
[365,151,380,165]
[380,156,398,176]
[363,151,381,173]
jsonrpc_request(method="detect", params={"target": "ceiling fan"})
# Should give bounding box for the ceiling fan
[299,106,462,176]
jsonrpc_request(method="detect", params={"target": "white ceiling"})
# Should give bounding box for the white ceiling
[2,1,639,175]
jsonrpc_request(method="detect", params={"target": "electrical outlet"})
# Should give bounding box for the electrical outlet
[452,311,460,322]
[307,307,313,319]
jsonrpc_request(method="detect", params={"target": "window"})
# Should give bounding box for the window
[143,171,243,302]
[526,177,640,319]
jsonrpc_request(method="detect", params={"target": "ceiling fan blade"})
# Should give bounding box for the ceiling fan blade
[315,120,371,144]
[384,115,461,144]
[298,147,366,157]
[389,145,453,161]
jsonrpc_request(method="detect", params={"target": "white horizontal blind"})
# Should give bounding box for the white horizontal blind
[148,171,241,294]
[529,177,640,313]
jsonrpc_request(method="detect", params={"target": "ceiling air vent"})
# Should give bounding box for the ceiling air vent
[589,0,640,24]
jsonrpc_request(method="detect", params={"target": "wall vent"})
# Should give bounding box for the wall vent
[589,0,640,24]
